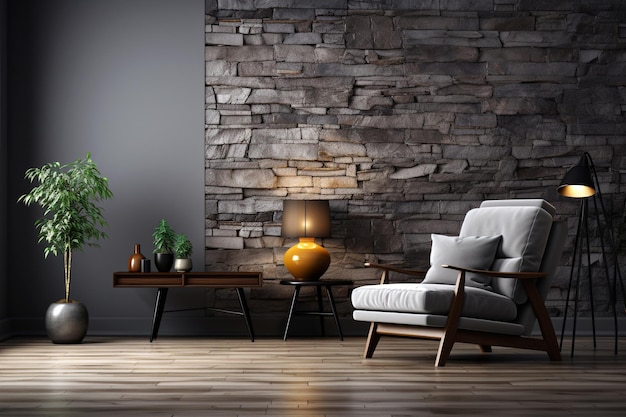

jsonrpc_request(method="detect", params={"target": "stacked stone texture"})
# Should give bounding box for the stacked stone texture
[205,0,626,321]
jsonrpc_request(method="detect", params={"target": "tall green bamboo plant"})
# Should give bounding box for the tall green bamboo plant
[18,153,113,303]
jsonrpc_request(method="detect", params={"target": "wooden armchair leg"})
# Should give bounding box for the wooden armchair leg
[435,316,461,367]
[435,331,456,367]
[435,270,465,367]
[364,322,380,358]
[522,280,561,362]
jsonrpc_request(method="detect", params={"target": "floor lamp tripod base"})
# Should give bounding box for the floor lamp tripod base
[559,197,624,357]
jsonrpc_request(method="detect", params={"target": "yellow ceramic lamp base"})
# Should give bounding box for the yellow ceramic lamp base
[284,237,330,281]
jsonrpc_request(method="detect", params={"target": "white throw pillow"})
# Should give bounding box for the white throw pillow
[422,234,502,289]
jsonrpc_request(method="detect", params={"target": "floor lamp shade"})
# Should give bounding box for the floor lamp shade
[282,200,331,281]
[557,154,596,198]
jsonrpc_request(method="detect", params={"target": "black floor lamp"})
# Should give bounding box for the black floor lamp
[557,152,626,357]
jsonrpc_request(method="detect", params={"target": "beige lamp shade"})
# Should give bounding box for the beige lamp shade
[282,200,331,281]
[282,200,331,238]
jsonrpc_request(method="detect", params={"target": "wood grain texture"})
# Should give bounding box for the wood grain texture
[0,336,625,416]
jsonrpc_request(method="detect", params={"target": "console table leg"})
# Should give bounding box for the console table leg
[150,288,168,342]
[236,288,255,342]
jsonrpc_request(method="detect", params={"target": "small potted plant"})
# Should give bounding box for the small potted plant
[152,219,175,272]
[173,233,193,272]
[19,153,113,343]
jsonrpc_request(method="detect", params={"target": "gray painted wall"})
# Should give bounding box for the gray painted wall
[7,0,205,336]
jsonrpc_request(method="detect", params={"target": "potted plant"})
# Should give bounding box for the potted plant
[18,153,113,343]
[152,219,175,272]
[173,233,193,272]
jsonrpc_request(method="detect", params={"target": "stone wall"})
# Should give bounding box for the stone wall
[204,0,626,323]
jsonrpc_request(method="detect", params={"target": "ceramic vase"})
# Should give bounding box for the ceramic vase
[128,244,145,272]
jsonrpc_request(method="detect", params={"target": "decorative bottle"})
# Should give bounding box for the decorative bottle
[128,244,146,272]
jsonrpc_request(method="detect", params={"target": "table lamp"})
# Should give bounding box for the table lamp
[282,200,331,281]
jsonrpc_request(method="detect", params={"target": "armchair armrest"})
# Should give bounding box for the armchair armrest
[365,262,427,276]
[364,262,427,284]
[442,265,546,280]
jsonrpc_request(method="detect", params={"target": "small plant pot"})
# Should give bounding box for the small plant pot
[174,258,192,272]
[154,253,174,272]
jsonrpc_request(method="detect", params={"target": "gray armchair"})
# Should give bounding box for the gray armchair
[351,199,567,367]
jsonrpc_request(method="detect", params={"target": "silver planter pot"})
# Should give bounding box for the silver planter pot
[174,258,192,272]
[45,301,89,344]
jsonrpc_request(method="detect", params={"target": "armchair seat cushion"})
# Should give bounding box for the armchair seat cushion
[351,283,518,322]
[352,310,525,336]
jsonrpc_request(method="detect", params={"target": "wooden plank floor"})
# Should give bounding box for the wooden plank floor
[0,336,625,416]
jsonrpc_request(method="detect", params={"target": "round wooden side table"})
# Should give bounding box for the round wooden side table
[280,279,353,341]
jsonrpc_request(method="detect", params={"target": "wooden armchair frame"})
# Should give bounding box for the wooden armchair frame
[363,263,561,367]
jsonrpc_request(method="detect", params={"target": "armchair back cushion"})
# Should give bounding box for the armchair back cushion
[459,199,554,304]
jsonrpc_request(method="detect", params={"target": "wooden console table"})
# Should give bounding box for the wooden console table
[113,271,262,342]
